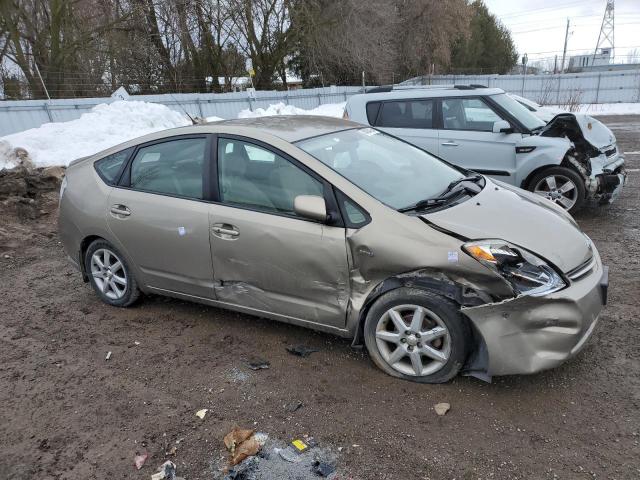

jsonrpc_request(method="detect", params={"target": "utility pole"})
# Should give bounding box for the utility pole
[593,0,615,64]
[560,18,570,73]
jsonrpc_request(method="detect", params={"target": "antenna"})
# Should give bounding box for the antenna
[593,0,615,64]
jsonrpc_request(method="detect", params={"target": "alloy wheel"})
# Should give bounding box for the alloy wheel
[533,174,578,210]
[375,304,451,377]
[90,248,127,300]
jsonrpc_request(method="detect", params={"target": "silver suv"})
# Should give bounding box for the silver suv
[344,86,626,213]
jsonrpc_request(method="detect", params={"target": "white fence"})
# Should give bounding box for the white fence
[1,69,640,137]
[0,86,361,137]
[406,69,640,105]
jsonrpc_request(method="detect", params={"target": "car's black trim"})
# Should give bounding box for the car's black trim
[471,169,511,176]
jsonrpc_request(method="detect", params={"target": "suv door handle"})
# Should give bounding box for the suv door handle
[441,141,459,146]
[212,224,239,238]
[110,204,130,216]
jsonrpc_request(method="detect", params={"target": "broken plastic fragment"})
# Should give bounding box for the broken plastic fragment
[312,460,336,477]
[150,460,176,480]
[105,351,112,360]
[195,408,208,419]
[134,452,148,470]
[434,402,451,416]
[286,345,318,358]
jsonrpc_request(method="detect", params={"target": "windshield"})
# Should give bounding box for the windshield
[296,128,465,210]
[492,93,545,131]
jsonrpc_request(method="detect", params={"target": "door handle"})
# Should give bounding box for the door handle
[441,141,459,146]
[211,224,239,237]
[110,204,130,216]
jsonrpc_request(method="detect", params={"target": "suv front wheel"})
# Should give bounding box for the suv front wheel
[528,166,586,213]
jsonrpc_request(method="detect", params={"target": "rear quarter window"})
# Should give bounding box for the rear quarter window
[94,148,132,185]
[366,102,381,125]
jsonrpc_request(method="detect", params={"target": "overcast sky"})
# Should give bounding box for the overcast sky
[484,0,640,64]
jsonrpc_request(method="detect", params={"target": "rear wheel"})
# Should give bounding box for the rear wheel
[84,239,140,307]
[528,166,586,213]
[363,288,470,383]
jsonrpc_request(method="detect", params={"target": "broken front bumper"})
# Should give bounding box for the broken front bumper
[462,251,607,376]
[588,155,626,204]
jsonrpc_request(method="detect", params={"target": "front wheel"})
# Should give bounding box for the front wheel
[528,166,586,213]
[363,288,470,383]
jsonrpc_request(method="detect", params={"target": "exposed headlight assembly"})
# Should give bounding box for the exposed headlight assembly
[463,240,566,297]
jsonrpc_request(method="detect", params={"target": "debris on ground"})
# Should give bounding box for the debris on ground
[291,438,315,454]
[286,400,303,413]
[224,427,263,466]
[312,460,336,477]
[195,408,208,420]
[286,345,318,358]
[222,436,338,480]
[166,446,177,456]
[105,351,112,361]
[434,402,451,416]
[134,452,149,470]
[0,165,63,219]
[150,460,177,480]
[246,359,270,370]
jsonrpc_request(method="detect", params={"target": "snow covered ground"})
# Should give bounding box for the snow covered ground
[0,100,346,170]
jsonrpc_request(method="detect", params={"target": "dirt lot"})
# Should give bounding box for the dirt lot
[1,115,639,480]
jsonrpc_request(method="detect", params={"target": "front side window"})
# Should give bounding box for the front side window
[218,138,323,216]
[95,148,132,185]
[376,100,434,129]
[442,98,503,131]
[297,128,464,210]
[130,138,206,199]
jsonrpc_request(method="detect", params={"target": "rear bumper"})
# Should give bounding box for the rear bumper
[462,252,606,376]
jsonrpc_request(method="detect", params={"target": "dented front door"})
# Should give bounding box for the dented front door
[208,204,350,328]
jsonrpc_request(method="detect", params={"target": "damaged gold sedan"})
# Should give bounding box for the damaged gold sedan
[58,116,608,383]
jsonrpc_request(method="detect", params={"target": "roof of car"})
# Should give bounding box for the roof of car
[203,115,358,142]
[348,86,505,103]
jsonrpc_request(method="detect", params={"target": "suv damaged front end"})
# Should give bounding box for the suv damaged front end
[540,113,626,204]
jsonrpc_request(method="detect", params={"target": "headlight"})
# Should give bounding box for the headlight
[463,240,566,297]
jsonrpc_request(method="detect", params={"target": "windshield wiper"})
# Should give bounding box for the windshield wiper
[398,175,484,213]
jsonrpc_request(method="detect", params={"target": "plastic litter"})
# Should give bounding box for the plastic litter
[434,402,451,416]
[195,408,208,419]
[134,452,148,470]
[247,359,270,370]
[276,446,300,463]
[105,351,112,360]
[312,460,335,477]
[150,460,176,480]
[286,345,318,358]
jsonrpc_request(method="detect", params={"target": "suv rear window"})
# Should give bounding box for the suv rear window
[375,100,434,129]
[95,148,132,185]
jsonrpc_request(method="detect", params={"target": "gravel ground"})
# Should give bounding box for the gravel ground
[0,115,639,480]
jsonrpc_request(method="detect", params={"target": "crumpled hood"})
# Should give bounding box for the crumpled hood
[545,113,616,151]
[422,181,593,273]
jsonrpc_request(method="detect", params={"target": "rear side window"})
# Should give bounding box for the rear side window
[376,100,434,129]
[129,138,206,199]
[366,102,381,125]
[95,148,132,185]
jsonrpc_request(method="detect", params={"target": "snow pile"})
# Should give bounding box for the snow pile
[238,101,345,119]
[547,103,640,116]
[0,101,189,169]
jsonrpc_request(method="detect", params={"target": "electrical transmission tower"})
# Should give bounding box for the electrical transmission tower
[593,0,615,62]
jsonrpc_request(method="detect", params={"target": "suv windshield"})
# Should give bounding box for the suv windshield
[296,128,466,210]
[491,93,546,131]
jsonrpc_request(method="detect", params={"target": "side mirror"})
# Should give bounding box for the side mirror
[294,195,327,222]
[492,120,513,134]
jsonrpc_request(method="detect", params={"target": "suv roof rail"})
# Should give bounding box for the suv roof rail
[364,83,491,93]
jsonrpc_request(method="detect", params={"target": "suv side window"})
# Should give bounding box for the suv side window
[130,138,206,199]
[376,100,434,129]
[218,138,323,216]
[95,148,132,185]
[441,98,502,131]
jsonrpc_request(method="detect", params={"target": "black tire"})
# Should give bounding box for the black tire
[84,239,140,307]
[527,166,586,213]
[363,287,471,384]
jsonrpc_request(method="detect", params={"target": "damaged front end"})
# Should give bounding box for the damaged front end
[540,113,626,204]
